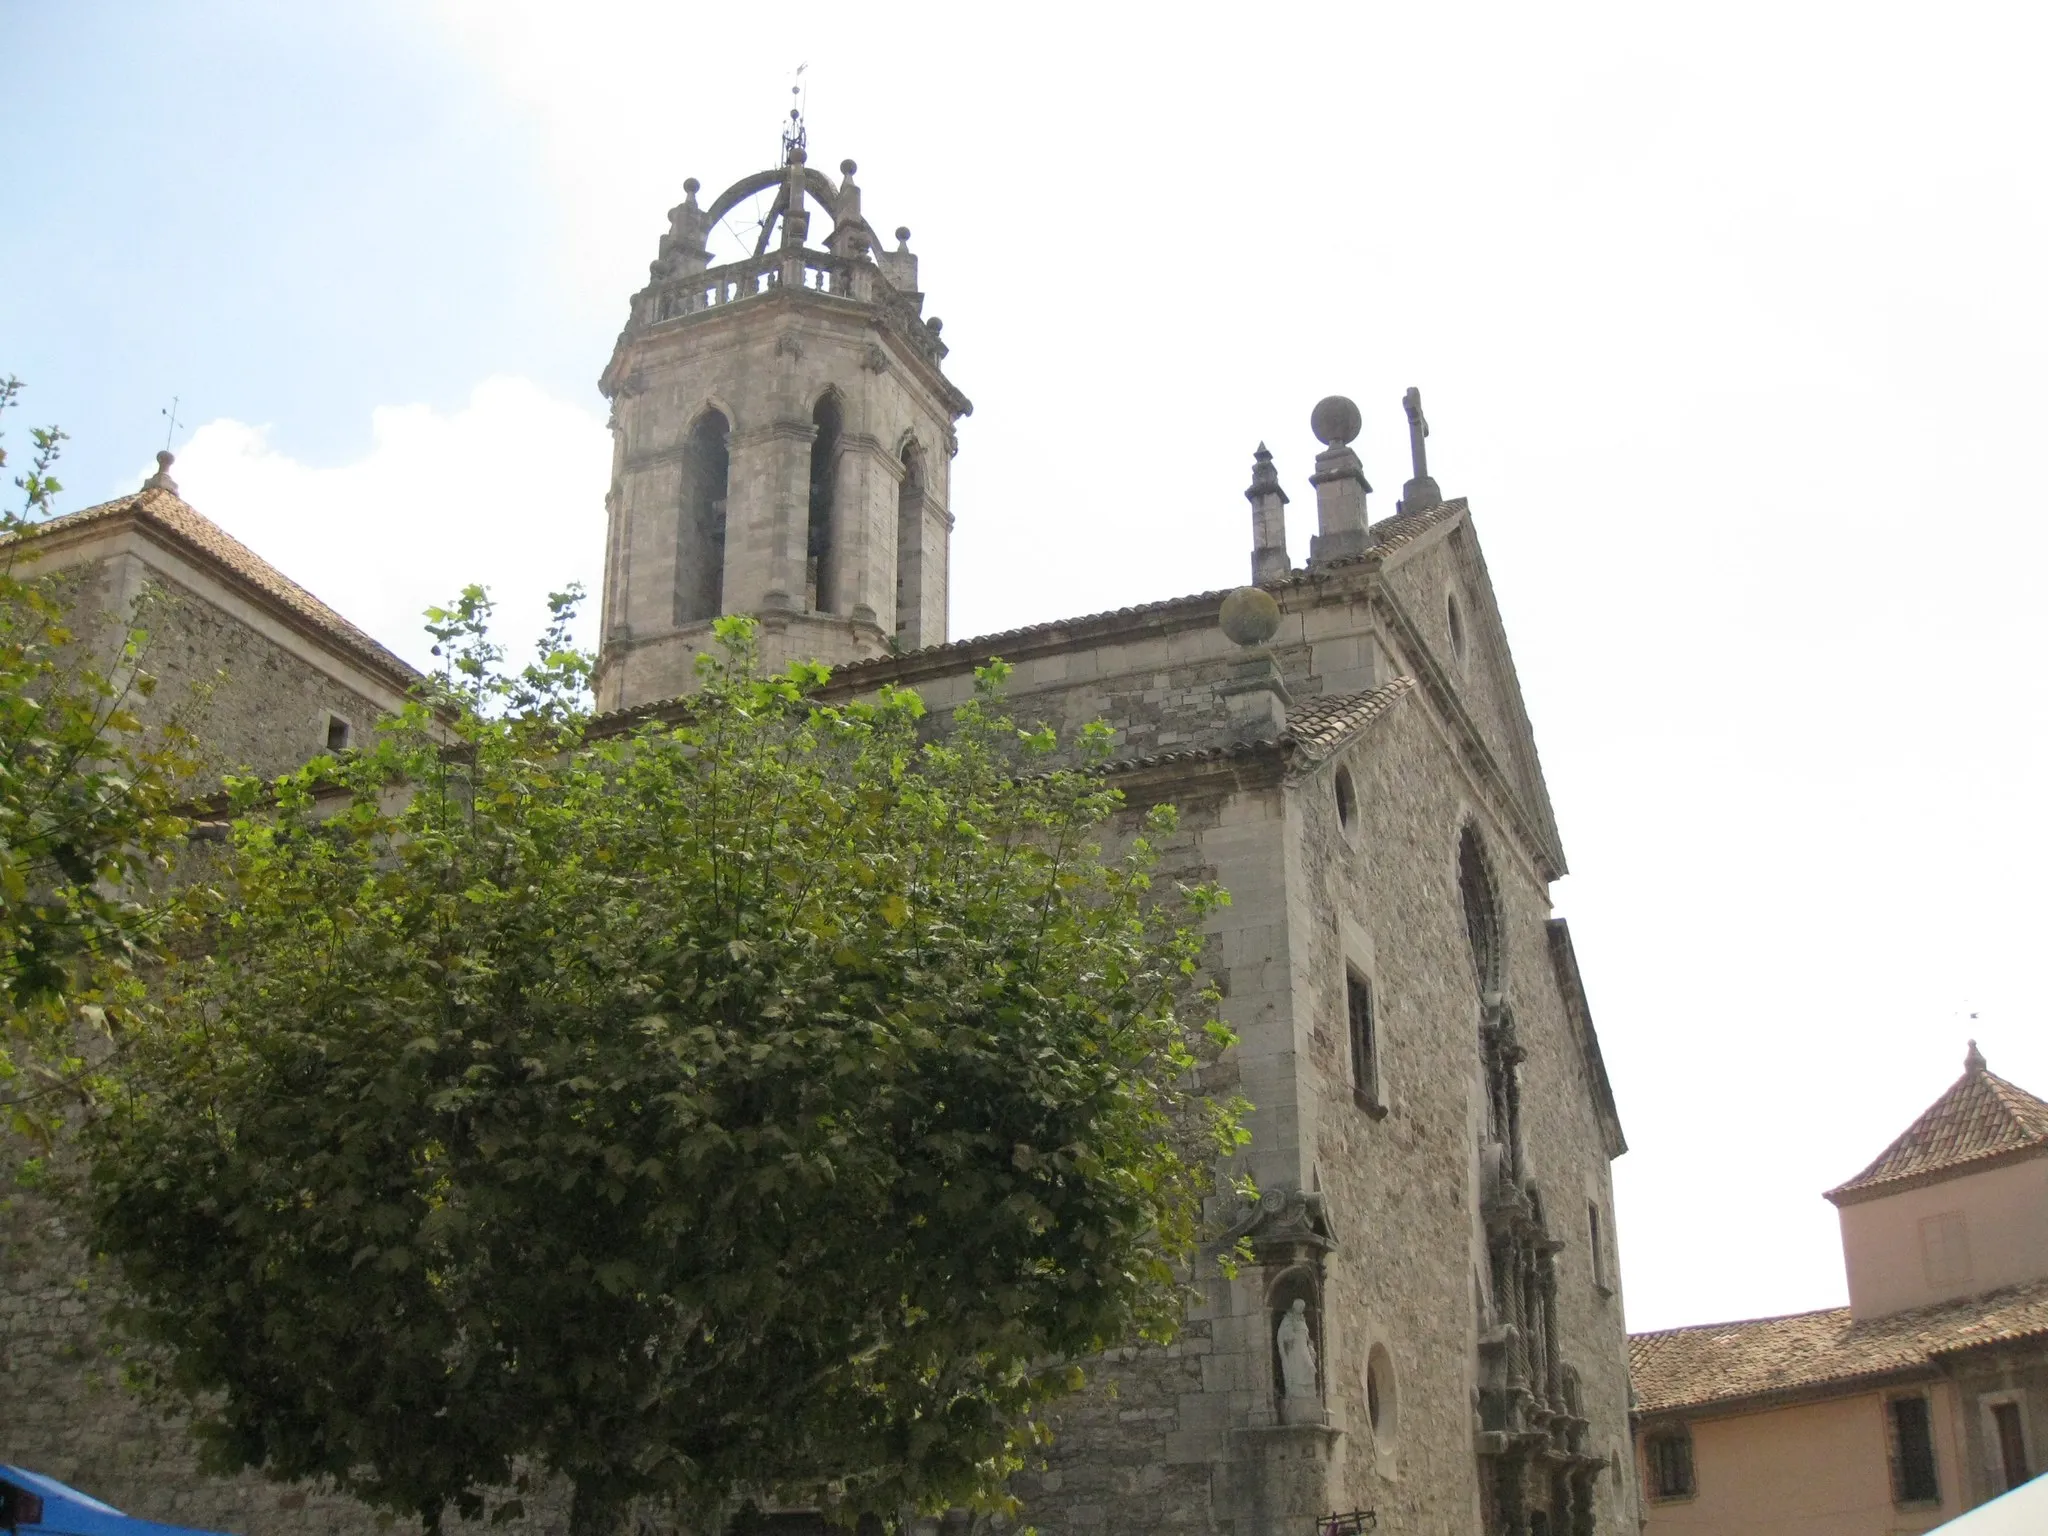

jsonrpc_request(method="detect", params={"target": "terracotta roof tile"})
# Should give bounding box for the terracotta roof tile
[8,487,420,689]
[1827,1048,2048,1205]
[1085,678,1417,779]
[1280,677,1417,761]
[1630,1276,2048,1416]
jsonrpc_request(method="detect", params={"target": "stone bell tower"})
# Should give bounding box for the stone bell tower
[593,129,972,713]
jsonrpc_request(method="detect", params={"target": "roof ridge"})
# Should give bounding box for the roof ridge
[9,487,421,688]
[1630,1304,1851,1342]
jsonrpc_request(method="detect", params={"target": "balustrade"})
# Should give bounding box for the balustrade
[642,251,869,326]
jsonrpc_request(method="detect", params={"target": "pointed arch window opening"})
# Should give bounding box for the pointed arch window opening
[1459,824,1503,997]
[677,410,730,625]
[807,394,843,614]
[896,440,928,644]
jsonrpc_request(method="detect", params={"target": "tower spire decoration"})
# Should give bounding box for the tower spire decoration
[782,63,808,165]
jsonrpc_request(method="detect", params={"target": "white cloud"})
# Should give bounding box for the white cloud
[157,377,611,673]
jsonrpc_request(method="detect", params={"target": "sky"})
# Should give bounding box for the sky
[5,0,2046,1333]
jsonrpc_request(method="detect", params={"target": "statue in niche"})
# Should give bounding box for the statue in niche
[1277,1297,1319,1410]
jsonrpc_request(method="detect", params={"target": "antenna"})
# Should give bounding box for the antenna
[160,396,184,452]
[782,62,808,163]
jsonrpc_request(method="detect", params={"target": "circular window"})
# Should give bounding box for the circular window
[1446,592,1467,666]
[1334,767,1356,831]
[1366,1343,1398,1445]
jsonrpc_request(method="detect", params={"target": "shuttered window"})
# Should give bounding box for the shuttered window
[1886,1394,1939,1505]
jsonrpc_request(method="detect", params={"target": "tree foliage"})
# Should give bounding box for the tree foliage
[1,377,192,1149]
[85,593,1243,1533]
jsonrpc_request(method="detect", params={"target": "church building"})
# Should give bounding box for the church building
[2,133,1636,1536]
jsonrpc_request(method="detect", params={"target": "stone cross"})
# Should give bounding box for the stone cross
[1403,387,1429,481]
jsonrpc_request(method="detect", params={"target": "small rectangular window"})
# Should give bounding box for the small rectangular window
[1645,1428,1695,1501]
[1992,1401,2030,1491]
[1887,1393,1940,1505]
[1347,970,1381,1114]
[325,714,353,753]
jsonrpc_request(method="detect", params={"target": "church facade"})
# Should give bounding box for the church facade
[2,138,1636,1536]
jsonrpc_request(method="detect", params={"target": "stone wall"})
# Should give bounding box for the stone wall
[2,1192,578,1536]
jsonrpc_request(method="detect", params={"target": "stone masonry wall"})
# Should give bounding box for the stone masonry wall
[57,552,394,788]
[1291,691,1637,1533]
[0,1191,567,1536]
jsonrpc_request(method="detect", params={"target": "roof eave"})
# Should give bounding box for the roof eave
[1826,1139,2048,1207]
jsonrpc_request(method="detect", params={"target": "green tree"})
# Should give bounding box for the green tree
[84,592,1243,1535]
[0,378,192,1149]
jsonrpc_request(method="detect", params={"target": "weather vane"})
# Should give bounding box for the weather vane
[781,63,808,162]
[160,396,184,452]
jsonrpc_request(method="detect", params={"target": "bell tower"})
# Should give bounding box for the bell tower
[593,134,972,713]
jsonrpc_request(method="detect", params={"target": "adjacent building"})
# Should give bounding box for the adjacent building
[1629,1045,2048,1534]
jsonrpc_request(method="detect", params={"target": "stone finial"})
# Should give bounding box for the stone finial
[1310,395,1362,447]
[1217,587,1289,735]
[832,159,864,230]
[1245,443,1291,586]
[1307,394,1371,567]
[658,179,712,278]
[878,226,920,298]
[1398,385,1442,517]
[1966,1039,1987,1073]
[142,450,177,493]
[1220,586,1281,647]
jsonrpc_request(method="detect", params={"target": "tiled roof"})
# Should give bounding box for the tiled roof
[1279,676,1418,762]
[1631,1276,2048,1416]
[8,486,420,689]
[1827,1045,2048,1205]
[1087,677,1417,779]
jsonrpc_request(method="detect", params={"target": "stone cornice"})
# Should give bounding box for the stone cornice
[602,285,973,421]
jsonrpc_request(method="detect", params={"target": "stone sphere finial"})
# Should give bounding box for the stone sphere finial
[840,158,858,177]
[1966,1039,1987,1073]
[142,450,178,493]
[1310,395,1362,448]
[1219,587,1281,648]
[895,226,911,245]
[683,177,700,197]
[927,317,943,334]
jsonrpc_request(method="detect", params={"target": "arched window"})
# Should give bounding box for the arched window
[807,394,843,613]
[676,409,729,625]
[1458,823,1502,995]
[896,440,927,645]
